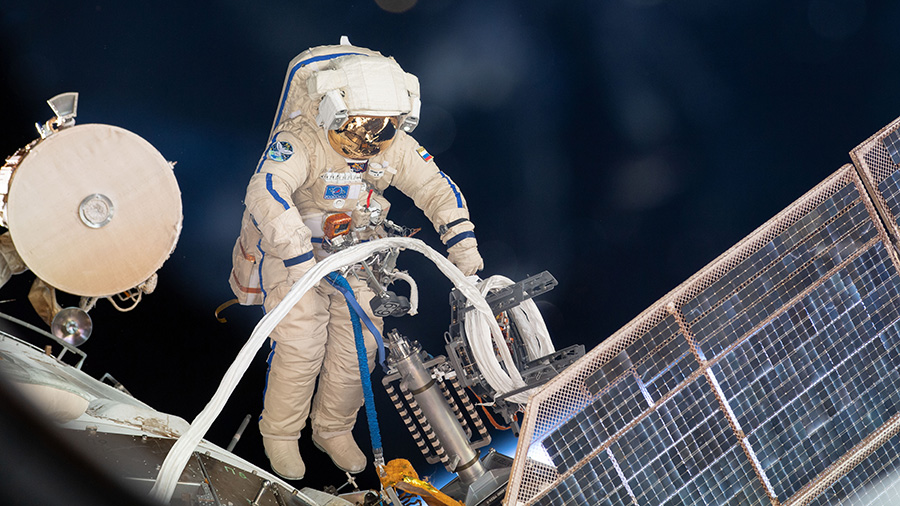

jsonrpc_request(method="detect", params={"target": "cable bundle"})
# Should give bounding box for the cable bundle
[463,275,555,405]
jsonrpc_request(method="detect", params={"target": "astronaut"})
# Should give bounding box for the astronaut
[230,41,483,480]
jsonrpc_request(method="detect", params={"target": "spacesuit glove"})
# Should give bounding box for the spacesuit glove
[447,238,483,276]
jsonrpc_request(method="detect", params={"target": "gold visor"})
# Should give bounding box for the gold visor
[327,116,398,160]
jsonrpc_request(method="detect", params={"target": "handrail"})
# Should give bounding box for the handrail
[0,311,87,369]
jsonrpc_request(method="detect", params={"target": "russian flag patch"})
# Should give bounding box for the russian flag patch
[416,146,433,162]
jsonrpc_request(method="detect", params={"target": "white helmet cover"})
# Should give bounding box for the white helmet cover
[268,44,421,136]
[309,55,416,117]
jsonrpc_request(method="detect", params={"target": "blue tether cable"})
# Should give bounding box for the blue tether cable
[326,272,384,460]
[325,273,386,366]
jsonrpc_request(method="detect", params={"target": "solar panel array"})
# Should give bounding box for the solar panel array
[506,116,900,506]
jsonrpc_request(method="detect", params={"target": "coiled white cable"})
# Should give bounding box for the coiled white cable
[465,275,555,405]
[477,275,554,360]
[151,237,507,502]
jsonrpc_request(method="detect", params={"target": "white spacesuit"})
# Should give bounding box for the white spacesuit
[231,42,483,480]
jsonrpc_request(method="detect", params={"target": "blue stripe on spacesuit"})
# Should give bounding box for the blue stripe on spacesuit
[257,238,268,304]
[283,251,314,267]
[256,132,281,174]
[266,173,290,211]
[273,52,366,129]
[445,230,476,248]
[259,54,366,174]
[255,151,266,174]
[256,52,366,173]
[438,171,463,208]
[260,340,276,422]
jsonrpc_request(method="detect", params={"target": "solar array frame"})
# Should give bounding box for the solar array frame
[506,117,900,506]
[851,116,900,246]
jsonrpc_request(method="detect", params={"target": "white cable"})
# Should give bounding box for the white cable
[512,303,554,358]
[388,271,418,316]
[463,275,555,404]
[150,237,505,503]
[477,275,554,360]
[464,277,523,399]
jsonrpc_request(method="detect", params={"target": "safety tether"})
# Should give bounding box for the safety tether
[325,273,387,367]
[326,272,384,465]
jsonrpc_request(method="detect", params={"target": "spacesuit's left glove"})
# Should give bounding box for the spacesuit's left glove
[447,238,484,276]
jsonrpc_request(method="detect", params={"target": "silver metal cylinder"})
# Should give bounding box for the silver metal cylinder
[387,332,486,485]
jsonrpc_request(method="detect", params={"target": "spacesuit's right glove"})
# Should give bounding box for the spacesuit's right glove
[447,238,484,276]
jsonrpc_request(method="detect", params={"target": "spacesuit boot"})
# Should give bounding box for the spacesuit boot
[312,432,366,473]
[262,438,306,480]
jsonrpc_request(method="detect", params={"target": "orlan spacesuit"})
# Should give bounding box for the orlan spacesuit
[230,41,483,480]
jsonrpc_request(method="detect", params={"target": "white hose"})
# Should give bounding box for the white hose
[150,237,507,502]
[388,271,419,316]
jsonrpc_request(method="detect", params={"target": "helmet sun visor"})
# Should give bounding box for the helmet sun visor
[327,116,398,160]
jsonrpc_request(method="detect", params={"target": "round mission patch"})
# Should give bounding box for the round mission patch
[267,140,294,162]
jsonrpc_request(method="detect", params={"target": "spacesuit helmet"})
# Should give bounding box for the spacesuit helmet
[307,52,421,159]
[327,115,398,159]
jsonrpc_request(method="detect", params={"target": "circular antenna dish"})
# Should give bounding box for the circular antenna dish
[51,307,93,347]
[6,124,182,296]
